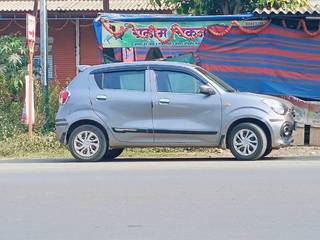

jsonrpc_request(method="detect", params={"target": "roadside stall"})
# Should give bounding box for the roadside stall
[93,13,320,145]
[93,14,264,63]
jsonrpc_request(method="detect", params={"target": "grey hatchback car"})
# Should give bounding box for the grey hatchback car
[56,61,295,161]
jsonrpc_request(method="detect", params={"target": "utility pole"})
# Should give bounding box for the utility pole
[103,0,110,11]
[40,0,49,132]
[33,0,39,18]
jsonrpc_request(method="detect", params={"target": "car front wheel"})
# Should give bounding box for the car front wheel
[263,146,273,157]
[228,123,267,161]
[68,125,107,162]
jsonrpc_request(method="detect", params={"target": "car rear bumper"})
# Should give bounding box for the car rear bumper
[55,118,68,144]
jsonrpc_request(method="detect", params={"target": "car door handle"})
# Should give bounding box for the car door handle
[159,98,170,105]
[96,95,107,101]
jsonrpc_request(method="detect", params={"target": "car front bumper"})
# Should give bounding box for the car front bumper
[269,113,295,148]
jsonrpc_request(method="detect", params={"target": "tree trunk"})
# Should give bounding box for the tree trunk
[233,0,242,14]
[222,0,230,14]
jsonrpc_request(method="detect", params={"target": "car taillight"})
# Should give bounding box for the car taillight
[59,89,70,105]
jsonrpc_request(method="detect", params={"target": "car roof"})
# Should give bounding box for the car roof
[84,61,197,73]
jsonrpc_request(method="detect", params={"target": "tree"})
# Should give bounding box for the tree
[0,35,27,97]
[258,0,310,10]
[0,35,28,139]
[152,0,310,15]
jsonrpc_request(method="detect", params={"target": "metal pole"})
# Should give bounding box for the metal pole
[75,19,80,73]
[40,0,49,132]
[28,55,34,139]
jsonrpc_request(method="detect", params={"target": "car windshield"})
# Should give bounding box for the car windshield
[195,67,236,93]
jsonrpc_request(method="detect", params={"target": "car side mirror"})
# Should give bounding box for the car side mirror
[200,85,215,95]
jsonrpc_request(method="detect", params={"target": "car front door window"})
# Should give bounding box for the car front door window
[155,70,204,94]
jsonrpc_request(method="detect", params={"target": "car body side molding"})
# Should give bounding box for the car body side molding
[112,128,217,135]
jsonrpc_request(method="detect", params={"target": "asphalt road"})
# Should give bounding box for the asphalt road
[1,156,320,240]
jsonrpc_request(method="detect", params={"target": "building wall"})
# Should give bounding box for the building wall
[50,20,76,86]
[80,20,102,66]
[0,19,100,87]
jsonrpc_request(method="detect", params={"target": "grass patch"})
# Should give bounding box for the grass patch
[0,132,69,159]
[0,132,227,160]
[123,147,226,158]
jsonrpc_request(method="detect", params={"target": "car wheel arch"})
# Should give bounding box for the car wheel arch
[224,117,272,150]
[66,119,109,145]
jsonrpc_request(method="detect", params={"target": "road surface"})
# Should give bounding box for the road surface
[1,156,320,240]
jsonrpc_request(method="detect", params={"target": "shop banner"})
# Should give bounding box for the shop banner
[101,20,266,48]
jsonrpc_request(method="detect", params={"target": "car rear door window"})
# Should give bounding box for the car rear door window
[155,70,203,94]
[100,71,145,91]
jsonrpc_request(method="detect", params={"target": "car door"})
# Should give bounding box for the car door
[90,66,154,143]
[150,66,222,146]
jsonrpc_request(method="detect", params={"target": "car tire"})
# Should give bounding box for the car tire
[68,125,107,162]
[263,146,273,157]
[228,123,267,161]
[103,148,124,160]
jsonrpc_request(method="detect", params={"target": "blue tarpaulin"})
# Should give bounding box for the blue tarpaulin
[93,14,320,100]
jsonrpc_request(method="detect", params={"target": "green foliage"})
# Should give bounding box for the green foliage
[151,0,310,15]
[0,35,27,140]
[0,79,65,158]
[0,35,65,158]
[0,132,66,157]
[151,0,256,14]
[0,35,28,96]
[0,34,61,141]
[0,98,24,141]
[0,80,61,141]
[257,0,310,9]
[34,81,61,133]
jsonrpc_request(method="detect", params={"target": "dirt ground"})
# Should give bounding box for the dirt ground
[213,146,320,158]
[121,146,320,159]
[266,146,320,157]
[1,146,320,160]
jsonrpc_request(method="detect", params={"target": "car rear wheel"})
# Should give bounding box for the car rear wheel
[68,125,107,162]
[228,123,267,161]
[103,148,124,160]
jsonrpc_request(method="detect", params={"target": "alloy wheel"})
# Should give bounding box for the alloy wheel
[73,130,100,158]
[233,129,258,156]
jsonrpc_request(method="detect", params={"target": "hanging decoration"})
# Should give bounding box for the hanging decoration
[208,20,271,37]
[281,19,320,37]
[12,18,71,32]
[297,20,302,30]
[50,20,69,31]
[281,19,287,28]
[300,19,320,37]
[0,20,13,32]
[70,20,93,28]
[281,19,301,29]
[14,20,26,29]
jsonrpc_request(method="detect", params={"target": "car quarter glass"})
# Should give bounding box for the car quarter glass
[94,70,145,91]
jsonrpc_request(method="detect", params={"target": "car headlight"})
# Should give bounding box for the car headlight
[262,99,287,115]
